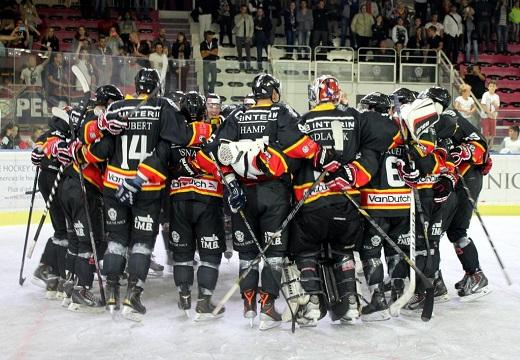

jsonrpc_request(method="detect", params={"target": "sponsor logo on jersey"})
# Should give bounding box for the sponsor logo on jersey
[234,231,245,243]
[366,193,411,205]
[431,221,443,236]
[171,231,180,244]
[397,233,410,246]
[200,234,220,250]
[108,208,117,222]
[134,214,153,232]
[265,231,282,246]
[74,220,85,237]
[371,235,382,247]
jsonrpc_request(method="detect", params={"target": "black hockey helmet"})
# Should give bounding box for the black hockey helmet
[251,73,281,101]
[95,84,123,106]
[180,91,206,123]
[418,86,451,111]
[391,87,417,105]
[221,103,238,118]
[135,68,160,95]
[359,92,391,113]
[165,90,185,106]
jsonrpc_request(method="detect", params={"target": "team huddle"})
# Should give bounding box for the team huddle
[28,68,492,330]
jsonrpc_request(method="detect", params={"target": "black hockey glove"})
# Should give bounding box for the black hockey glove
[433,173,456,203]
[174,156,200,178]
[312,146,341,173]
[116,175,145,206]
[396,159,420,187]
[324,164,357,191]
[224,174,246,213]
[31,146,44,166]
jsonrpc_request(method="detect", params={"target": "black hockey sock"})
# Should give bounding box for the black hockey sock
[128,252,151,283]
[386,254,408,280]
[295,256,321,294]
[261,257,283,296]
[75,256,95,288]
[197,260,220,293]
[173,263,194,289]
[55,243,68,279]
[40,238,54,266]
[454,237,480,274]
[102,253,126,278]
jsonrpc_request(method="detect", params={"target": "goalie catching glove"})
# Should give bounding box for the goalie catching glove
[324,163,357,191]
[116,175,146,206]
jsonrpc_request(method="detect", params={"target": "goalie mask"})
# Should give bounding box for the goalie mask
[309,75,341,107]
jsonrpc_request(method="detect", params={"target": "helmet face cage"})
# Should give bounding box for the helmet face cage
[312,75,340,104]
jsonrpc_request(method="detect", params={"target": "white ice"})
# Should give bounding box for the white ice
[1,216,520,360]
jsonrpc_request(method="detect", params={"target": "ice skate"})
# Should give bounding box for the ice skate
[194,295,225,321]
[458,271,491,302]
[242,289,257,327]
[434,271,450,303]
[61,278,75,308]
[105,279,121,314]
[178,288,192,318]
[361,290,390,322]
[340,294,360,325]
[122,283,146,322]
[45,277,59,299]
[390,279,405,304]
[455,273,469,290]
[56,278,67,300]
[296,295,320,327]
[148,255,164,276]
[68,286,104,313]
[403,292,426,311]
[32,264,53,289]
[258,291,281,330]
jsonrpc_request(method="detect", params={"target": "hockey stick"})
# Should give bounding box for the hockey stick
[389,189,416,316]
[206,149,298,332]
[19,167,40,285]
[392,95,432,270]
[342,190,434,321]
[456,168,512,285]
[70,65,106,304]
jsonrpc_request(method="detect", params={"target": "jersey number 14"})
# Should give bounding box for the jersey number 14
[120,134,153,170]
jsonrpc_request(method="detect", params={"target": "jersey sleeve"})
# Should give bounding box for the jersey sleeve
[80,135,115,164]
[136,139,170,184]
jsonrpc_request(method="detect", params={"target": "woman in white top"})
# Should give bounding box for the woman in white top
[454,84,477,126]
[391,17,409,46]
[500,125,520,154]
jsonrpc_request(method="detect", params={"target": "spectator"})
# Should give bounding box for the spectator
[233,5,254,71]
[312,0,329,52]
[499,126,520,154]
[408,26,426,58]
[127,31,151,59]
[372,15,389,46]
[454,84,477,127]
[424,25,443,63]
[0,34,17,57]
[92,35,113,87]
[200,30,218,94]
[462,0,478,63]
[171,32,191,91]
[495,0,509,54]
[511,1,520,44]
[120,56,142,87]
[75,46,96,91]
[218,0,234,46]
[392,17,408,47]
[296,0,313,58]
[20,0,41,49]
[481,80,500,147]
[361,0,379,18]
[9,20,30,50]
[282,1,298,56]
[106,26,124,55]
[40,27,60,52]
[351,4,374,50]
[118,12,137,45]
[414,0,428,23]
[197,0,214,43]
[149,42,168,92]
[443,4,463,64]
[46,52,70,106]
[153,28,171,55]
[474,0,493,52]
[248,0,271,18]
[425,14,444,37]
[20,49,51,87]
[0,123,20,150]
[409,17,425,41]
[29,126,44,149]
[391,1,409,26]
[339,0,351,47]
[72,26,93,53]
[463,64,486,99]
[253,7,271,70]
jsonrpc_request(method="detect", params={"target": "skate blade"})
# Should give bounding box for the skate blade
[147,270,163,277]
[121,305,143,322]
[361,309,391,322]
[259,319,281,331]
[61,297,72,308]
[31,277,47,289]
[68,302,105,314]
[434,293,451,303]
[297,319,318,327]
[244,310,256,327]
[459,286,492,303]
[194,312,224,322]
[56,291,66,301]
[45,291,58,300]
[340,317,359,325]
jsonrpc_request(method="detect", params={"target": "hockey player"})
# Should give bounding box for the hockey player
[192,73,338,330]
[356,92,411,321]
[288,78,399,326]
[98,68,211,321]
[168,91,226,320]
[419,87,492,301]
[243,93,256,110]
[206,93,224,128]
[30,112,73,299]
[56,85,124,312]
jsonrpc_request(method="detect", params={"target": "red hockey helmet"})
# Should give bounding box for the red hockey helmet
[309,75,341,105]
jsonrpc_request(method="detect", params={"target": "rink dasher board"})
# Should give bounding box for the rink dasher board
[0,152,519,226]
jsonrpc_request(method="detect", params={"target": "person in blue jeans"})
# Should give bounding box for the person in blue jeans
[282,1,298,57]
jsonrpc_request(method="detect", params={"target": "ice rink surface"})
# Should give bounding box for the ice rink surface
[1,216,520,360]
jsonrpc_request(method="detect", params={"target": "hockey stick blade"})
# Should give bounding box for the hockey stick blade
[71,64,90,94]
[331,120,344,152]
[52,107,69,123]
